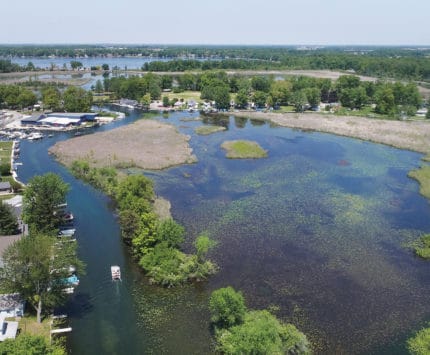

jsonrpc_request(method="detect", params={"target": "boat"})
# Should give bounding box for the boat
[111,265,121,281]
[63,212,74,222]
[59,228,76,237]
[27,132,44,140]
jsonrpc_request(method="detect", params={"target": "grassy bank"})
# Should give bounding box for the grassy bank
[195,125,226,135]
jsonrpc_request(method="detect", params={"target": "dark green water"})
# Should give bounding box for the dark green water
[16,111,430,354]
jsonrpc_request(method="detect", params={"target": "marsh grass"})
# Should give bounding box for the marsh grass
[408,165,430,199]
[221,140,267,159]
[413,234,430,259]
[194,125,226,135]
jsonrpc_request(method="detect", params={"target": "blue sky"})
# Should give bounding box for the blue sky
[1,0,429,45]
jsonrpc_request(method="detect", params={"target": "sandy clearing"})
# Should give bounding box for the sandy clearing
[49,119,197,170]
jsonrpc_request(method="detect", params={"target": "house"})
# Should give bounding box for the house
[0,294,24,318]
[0,182,11,194]
[0,293,24,341]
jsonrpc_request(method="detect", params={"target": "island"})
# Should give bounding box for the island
[221,140,268,159]
[49,119,197,170]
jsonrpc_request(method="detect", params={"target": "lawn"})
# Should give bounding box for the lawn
[161,91,202,103]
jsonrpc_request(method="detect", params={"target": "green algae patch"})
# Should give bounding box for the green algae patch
[408,165,430,199]
[221,140,267,159]
[194,125,226,135]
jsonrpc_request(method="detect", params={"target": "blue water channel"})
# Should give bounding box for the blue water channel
[15,110,430,354]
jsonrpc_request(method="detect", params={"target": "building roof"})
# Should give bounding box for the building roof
[47,113,97,119]
[0,293,23,311]
[39,117,81,126]
[0,182,11,190]
[3,195,22,208]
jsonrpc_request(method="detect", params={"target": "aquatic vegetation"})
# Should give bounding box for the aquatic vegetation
[194,125,226,135]
[210,287,312,354]
[413,234,430,259]
[408,165,430,200]
[221,140,268,159]
[407,326,430,355]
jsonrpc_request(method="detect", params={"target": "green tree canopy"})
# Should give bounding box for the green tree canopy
[0,203,18,235]
[63,86,93,112]
[42,87,62,111]
[156,219,185,248]
[0,233,84,323]
[217,310,311,355]
[209,286,247,329]
[407,327,430,355]
[23,173,69,234]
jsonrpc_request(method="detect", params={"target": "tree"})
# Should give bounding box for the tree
[0,334,65,354]
[156,219,185,248]
[194,233,217,263]
[213,85,231,110]
[22,173,69,234]
[407,327,430,355]
[94,80,103,93]
[304,87,321,108]
[235,89,249,109]
[63,86,93,112]
[375,86,396,115]
[70,60,83,70]
[252,91,268,108]
[209,286,247,329]
[17,89,37,109]
[162,95,170,107]
[251,76,272,92]
[291,90,307,113]
[42,87,61,111]
[270,80,292,106]
[217,310,311,355]
[102,63,109,71]
[140,93,151,109]
[0,233,84,323]
[0,203,18,235]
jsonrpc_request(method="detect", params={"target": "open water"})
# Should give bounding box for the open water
[15,110,430,354]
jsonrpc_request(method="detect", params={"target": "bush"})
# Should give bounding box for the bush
[209,286,247,329]
[217,310,311,355]
[408,327,430,355]
[0,163,11,176]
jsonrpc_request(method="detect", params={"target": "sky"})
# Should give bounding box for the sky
[1,0,429,45]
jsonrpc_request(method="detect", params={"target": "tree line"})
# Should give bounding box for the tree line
[103,70,424,115]
[70,160,217,287]
[0,84,93,112]
[2,45,430,80]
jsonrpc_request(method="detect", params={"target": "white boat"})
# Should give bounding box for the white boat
[59,228,76,236]
[28,132,44,140]
[111,265,121,280]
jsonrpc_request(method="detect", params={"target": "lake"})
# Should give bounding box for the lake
[15,109,430,354]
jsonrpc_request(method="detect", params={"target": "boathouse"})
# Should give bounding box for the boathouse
[21,112,98,127]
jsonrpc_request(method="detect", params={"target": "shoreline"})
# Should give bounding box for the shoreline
[222,111,430,157]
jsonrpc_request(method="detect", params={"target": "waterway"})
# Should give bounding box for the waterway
[15,110,430,354]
